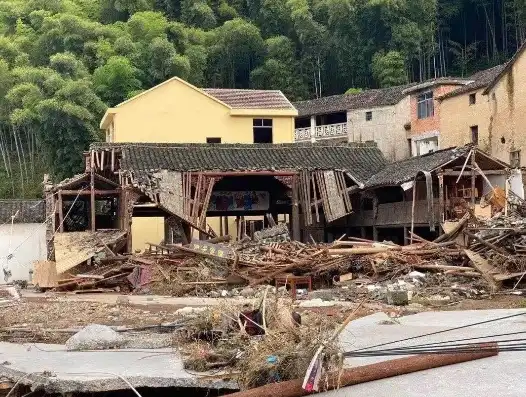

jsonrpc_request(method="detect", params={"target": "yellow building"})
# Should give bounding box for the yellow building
[483,42,526,166]
[99,77,298,250]
[100,77,297,144]
[440,42,526,167]
[439,65,505,152]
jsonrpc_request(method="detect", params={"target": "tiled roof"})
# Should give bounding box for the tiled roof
[483,41,526,95]
[0,200,45,224]
[439,65,506,100]
[202,88,295,110]
[401,77,471,94]
[365,147,473,188]
[91,142,387,185]
[293,84,416,117]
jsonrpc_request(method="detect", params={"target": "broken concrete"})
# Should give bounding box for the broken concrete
[0,342,237,394]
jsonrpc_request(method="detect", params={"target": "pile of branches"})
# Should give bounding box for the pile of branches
[175,296,340,390]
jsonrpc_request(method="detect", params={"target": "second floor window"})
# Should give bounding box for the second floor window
[253,119,273,143]
[365,111,372,121]
[417,91,434,119]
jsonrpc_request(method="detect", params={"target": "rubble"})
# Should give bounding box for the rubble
[65,324,125,351]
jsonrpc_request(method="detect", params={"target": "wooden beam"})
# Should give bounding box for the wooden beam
[61,189,120,196]
[291,174,301,241]
[444,169,506,176]
[90,169,95,232]
[58,191,64,232]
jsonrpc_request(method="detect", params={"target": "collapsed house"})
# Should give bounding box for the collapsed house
[45,142,387,271]
[45,142,522,274]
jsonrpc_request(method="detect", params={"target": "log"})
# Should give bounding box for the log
[327,247,401,255]
[224,343,498,397]
[413,264,475,272]
[464,230,509,256]
[464,249,502,292]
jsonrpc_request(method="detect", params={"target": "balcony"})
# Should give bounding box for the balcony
[294,122,348,142]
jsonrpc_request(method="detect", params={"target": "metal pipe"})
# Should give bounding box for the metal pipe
[225,343,498,397]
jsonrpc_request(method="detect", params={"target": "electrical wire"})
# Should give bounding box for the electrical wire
[346,311,526,354]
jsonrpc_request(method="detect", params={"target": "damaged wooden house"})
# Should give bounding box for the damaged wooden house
[45,142,521,272]
[341,145,521,244]
[45,142,387,267]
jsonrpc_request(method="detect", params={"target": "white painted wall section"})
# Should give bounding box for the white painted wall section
[0,223,46,283]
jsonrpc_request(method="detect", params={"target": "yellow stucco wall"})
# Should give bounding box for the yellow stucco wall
[486,51,526,164]
[110,79,295,144]
[439,89,492,151]
[106,78,296,245]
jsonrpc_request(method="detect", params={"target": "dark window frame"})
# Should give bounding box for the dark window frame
[510,150,521,168]
[470,126,479,145]
[206,137,222,143]
[417,91,434,119]
[253,118,273,143]
[469,93,476,105]
[365,111,373,121]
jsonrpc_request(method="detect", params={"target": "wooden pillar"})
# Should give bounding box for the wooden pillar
[90,168,95,232]
[471,150,476,208]
[249,221,255,239]
[403,226,408,246]
[372,193,379,242]
[57,191,64,232]
[43,175,56,262]
[291,175,301,241]
[219,216,224,236]
[310,116,316,142]
[224,216,229,236]
[438,170,444,230]
[360,227,366,239]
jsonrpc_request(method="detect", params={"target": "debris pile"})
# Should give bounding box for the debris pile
[175,296,341,390]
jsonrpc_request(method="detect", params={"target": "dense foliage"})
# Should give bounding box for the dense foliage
[0,0,524,197]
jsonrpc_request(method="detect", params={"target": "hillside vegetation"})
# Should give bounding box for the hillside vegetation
[0,0,524,197]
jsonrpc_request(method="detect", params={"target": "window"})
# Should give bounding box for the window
[365,111,372,121]
[510,150,521,168]
[470,126,479,145]
[417,91,434,119]
[469,93,476,105]
[416,137,438,156]
[206,137,221,143]
[253,118,273,143]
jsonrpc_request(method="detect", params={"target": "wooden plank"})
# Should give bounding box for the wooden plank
[291,175,301,241]
[312,173,320,223]
[33,260,58,288]
[199,177,215,228]
[464,249,502,292]
[60,190,120,196]
[111,148,115,172]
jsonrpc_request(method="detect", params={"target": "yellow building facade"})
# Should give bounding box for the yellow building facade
[439,44,526,167]
[99,77,298,251]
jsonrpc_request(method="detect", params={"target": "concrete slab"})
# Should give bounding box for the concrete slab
[327,309,526,397]
[0,342,237,393]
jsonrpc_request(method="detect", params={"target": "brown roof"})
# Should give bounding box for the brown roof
[439,65,506,100]
[483,41,526,95]
[202,88,295,110]
[293,84,417,117]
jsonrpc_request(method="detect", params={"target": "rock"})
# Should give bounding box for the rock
[277,286,287,293]
[424,295,451,305]
[209,291,220,298]
[299,299,336,308]
[240,287,255,298]
[408,271,426,279]
[65,324,125,351]
[175,307,207,316]
[116,296,130,305]
[387,290,409,306]
[221,290,229,297]
[308,289,337,301]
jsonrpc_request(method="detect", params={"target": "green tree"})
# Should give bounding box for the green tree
[93,55,141,104]
[372,50,407,87]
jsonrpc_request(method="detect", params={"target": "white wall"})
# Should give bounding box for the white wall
[0,223,46,283]
[347,97,411,161]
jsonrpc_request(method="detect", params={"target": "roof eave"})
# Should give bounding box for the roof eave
[230,108,298,117]
[100,108,117,129]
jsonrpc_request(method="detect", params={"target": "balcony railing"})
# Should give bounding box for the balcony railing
[294,122,348,141]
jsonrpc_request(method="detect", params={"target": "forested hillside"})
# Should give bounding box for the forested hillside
[0,0,524,198]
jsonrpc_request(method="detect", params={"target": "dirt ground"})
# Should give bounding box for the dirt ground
[1,291,524,344]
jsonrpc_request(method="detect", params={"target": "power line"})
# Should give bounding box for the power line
[346,311,526,354]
